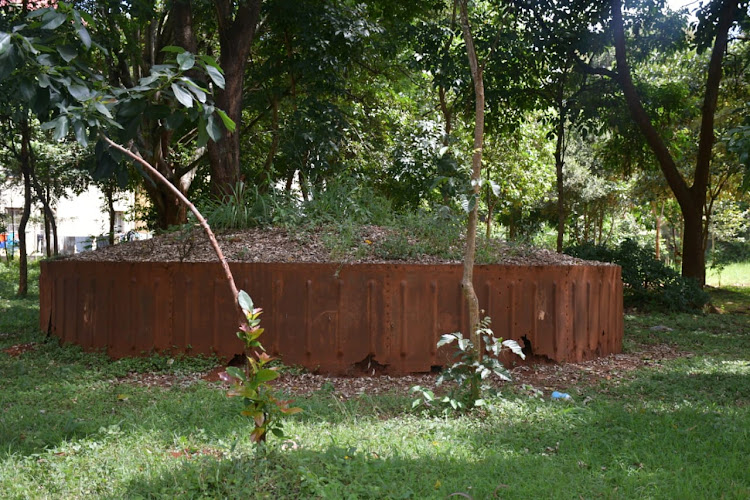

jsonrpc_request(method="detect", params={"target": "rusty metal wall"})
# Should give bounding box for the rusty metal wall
[40,261,623,374]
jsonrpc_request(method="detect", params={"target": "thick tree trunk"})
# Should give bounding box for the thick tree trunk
[610,0,737,286]
[681,203,705,285]
[459,1,484,368]
[208,0,262,198]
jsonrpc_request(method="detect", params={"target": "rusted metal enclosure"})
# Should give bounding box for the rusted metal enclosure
[39,261,623,373]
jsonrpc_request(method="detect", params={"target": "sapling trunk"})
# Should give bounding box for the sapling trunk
[459,0,485,357]
[102,137,244,323]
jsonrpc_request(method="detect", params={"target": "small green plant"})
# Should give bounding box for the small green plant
[411,317,525,413]
[204,182,275,230]
[220,291,301,443]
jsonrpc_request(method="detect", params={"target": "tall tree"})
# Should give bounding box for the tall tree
[610,0,741,285]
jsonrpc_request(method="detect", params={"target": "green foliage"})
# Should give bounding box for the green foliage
[373,208,463,261]
[566,239,709,311]
[203,183,275,230]
[411,317,525,414]
[221,291,301,444]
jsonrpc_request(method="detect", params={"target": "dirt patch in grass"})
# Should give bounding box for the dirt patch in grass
[1,342,37,357]
[509,342,688,393]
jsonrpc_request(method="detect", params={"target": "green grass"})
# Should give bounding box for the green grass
[1,262,748,499]
[707,261,750,287]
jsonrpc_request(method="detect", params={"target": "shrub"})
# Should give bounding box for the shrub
[411,317,525,414]
[565,239,709,312]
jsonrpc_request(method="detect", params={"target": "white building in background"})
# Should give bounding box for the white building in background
[0,183,140,257]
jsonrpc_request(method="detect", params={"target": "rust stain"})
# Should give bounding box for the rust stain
[40,261,624,374]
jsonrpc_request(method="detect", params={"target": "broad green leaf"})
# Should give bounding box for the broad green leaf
[225,366,247,382]
[176,51,195,71]
[41,12,67,31]
[198,54,221,69]
[40,118,57,131]
[238,290,253,312]
[0,33,10,55]
[254,368,280,383]
[139,74,159,87]
[73,120,87,147]
[37,54,54,66]
[185,80,206,103]
[171,83,193,108]
[501,339,526,360]
[205,64,225,89]
[161,45,185,53]
[52,116,69,141]
[215,109,236,132]
[26,8,48,19]
[457,338,470,351]
[437,333,457,348]
[197,115,208,147]
[68,84,90,101]
[76,25,91,49]
[489,180,501,197]
[206,113,222,142]
[94,101,112,119]
[57,45,76,63]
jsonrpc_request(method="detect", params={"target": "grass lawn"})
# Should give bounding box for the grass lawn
[706,261,750,288]
[1,263,748,499]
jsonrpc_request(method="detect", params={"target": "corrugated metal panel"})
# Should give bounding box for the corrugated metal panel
[40,261,623,374]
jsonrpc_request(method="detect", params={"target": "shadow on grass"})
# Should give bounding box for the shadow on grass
[115,391,750,499]
[707,286,750,312]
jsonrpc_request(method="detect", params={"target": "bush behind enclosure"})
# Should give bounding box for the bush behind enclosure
[565,239,709,311]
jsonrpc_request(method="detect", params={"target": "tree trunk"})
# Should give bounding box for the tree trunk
[681,202,705,285]
[208,0,262,198]
[459,1,484,369]
[17,117,32,297]
[653,202,663,261]
[106,185,116,246]
[610,0,737,286]
[554,94,566,253]
[29,168,58,255]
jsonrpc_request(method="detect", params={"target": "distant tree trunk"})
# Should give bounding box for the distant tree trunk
[263,97,280,179]
[459,1,484,373]
[208,0,262,197]
[17,116,32,297]
[105,184,116,245]
[554,91,566,253]
[29,167,58,255]
[652,201,663,260]
[611,0,737,286]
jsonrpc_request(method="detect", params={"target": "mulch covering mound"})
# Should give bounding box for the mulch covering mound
[65,225,607,266]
